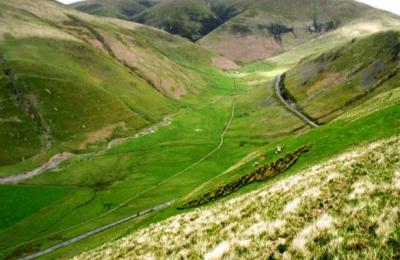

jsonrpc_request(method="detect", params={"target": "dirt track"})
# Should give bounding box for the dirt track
[10,101,236,259]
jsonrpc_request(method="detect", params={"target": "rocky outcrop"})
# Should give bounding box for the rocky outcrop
[179,146,309,209]
[391,42,400,62]
[258,23,294,44]
[309,20,337,33]
[3,68,51,150]
[230,24,252,34]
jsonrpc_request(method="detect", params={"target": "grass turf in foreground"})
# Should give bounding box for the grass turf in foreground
[76,134,400,259]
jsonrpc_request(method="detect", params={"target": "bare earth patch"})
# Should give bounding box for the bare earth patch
[211,57,239,70]
[305,73,344,97]
[79,122,126,149]
[202,35,280,63]
[102,32,187,99]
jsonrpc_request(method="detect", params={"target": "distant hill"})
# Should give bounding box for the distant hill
[199,0,400,63]
[133,0,222,41]
[71,0,400,63]
[72,0,243,41]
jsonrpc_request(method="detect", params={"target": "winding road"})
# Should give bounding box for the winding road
[13,101,236,260]
[19,201,175,260]
[274,74,319,128]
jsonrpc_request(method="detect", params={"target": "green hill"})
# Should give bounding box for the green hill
[283,30,400,124]
[0,0,235,168]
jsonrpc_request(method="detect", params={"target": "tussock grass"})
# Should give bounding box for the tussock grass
[76,136,400,259]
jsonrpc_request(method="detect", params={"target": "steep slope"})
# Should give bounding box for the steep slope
[133,0,220,41]
[199,0,400,63]
[71,0,400,63]
[283,30,400,124]
[0,0,235,168]
[72,0,245,42]
[76,135,400,259]
[72,0,160,20]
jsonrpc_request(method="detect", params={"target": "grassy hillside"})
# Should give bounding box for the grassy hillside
[71,74,400,258]
[0,35,171,166]
[3,57,400,259]
[1,1,400,259]
[0,64,308,258]
[76,134,400,259]
[283,30,400,123]
[0,0,235,168]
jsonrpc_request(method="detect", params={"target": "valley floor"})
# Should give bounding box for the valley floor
[1,1,400,259]
[0,67,304,258]
[2,63,400,259]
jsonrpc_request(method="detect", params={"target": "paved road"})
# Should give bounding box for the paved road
[13,101,236,259]
[19,201,175,260]
[274,74,319,128]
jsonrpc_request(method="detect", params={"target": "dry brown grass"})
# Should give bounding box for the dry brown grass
[211,57,239,70]
[102,31,189,99]
[79,122,126,149]
[203,35,280,63]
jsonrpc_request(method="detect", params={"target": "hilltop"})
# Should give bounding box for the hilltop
[72,0,400,63]
[72,0,244,41]
[199,0,400,63]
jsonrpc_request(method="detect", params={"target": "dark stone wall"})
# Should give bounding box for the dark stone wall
[179,146,309,209]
